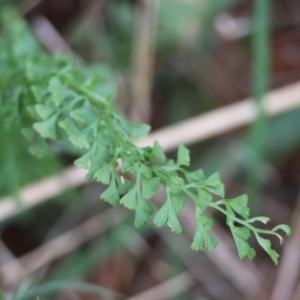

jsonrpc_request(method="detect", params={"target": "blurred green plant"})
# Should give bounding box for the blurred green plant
[247,0,271,209]
[0,289,5,300]
[0,6,290,265]
[10,278,124,300]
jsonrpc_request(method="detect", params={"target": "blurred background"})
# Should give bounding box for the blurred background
[1,0,300,299]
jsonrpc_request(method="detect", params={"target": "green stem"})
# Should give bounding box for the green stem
[247,0,271,210]
[63,78,110,110]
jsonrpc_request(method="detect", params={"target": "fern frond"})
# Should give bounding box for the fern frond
[0,7,290,264]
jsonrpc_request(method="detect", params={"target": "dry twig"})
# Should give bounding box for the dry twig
[126,271,194,300]
[270,189,300,300]
[137,81,300,151]
[129,0,159,123]
[0,208,129,287]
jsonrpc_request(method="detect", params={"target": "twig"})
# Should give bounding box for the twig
[150,223,238,299]
[0,167,86,221]
[1,211,171,290]
[291,279,300,300]
[137,81,300,151]
[129,0,159,123]
[0,207,129,287]
[126,271,194,300]
[0,240,26,287]
[31,16,77,56]
[270,189,300,300]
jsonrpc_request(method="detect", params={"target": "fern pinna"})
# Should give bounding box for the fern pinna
[0,7,290,264]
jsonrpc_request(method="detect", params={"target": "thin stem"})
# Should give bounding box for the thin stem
[247,0,271,210]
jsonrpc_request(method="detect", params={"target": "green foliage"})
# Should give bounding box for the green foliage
[0,7,290,264]
[0,288,5,300]
[11,279,123,300]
